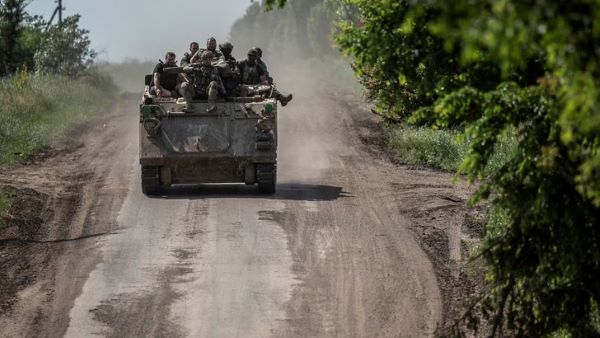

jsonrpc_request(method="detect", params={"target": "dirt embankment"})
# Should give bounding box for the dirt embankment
[0,96,136,337]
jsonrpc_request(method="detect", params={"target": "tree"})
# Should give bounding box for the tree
[0,0,27,76]
[34,14,96,77]
[335,0,600,336]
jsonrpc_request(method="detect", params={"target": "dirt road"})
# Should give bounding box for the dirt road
[0,70,475,337]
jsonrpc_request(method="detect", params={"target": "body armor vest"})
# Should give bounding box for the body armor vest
[193,66,218,91]
[242,62,260,85]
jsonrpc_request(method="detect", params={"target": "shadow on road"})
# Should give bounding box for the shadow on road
[152,183,352,202]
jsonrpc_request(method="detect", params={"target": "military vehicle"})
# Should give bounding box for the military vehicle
[139,73,278,195]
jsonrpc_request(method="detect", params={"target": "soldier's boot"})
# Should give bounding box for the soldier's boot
[206,81,218,113]
[278,93,293,106]
[180,82,195,112]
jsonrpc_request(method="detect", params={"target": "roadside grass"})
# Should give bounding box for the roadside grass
[0,70,116,165]
[387,124,517,176]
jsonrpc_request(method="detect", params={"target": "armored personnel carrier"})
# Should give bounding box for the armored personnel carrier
[139,77,278,195]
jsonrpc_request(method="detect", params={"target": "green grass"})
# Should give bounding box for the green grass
[387,124,517,175]
[0,70,116,165]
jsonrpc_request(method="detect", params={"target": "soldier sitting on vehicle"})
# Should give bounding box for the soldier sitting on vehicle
[254,47,273,84]
[192,37,223,64]
[214,42,240,96]
[180,50,225,112]
[238,48,293,106]
[180,41,199,67]
[150,52,184,98]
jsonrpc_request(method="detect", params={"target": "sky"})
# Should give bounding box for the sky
[26,0,253,63]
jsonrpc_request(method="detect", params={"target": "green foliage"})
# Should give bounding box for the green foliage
[230,0,339,63]
[387,124,516,174]
[34,15,96,77]
[0,69,116,165]
[335,0,600,336]
[264,0,287,10]
[388,125,465,171]
[0,0,29,75]
[1,4,95,77]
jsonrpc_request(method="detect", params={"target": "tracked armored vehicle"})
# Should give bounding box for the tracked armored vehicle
[139,76,278,195]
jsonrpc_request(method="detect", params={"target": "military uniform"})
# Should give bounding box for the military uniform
[180,52,193,67]
[180,64,225,107]
[198,48,223,63]
[214,54,239,96]
[237,59,267,85]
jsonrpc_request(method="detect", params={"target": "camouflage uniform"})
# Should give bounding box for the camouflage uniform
[215,55,239,96]
[238,59,265,85]
[238,49,293,106]
[180,52,225,108]
[198,48,223,63]
[180,52,193,67]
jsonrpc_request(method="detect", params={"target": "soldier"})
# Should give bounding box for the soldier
[149,51,183,98]
[180,41,199,67]
[238,49,293,106]
[238,48,268,85]
[180,50,225,112]
[215,42,240,95]
[220,42,236,63]
[192,37,223,64]
[254,47,271,83]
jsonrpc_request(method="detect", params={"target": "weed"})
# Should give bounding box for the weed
[387,124,517,175]
[0,73,116,165]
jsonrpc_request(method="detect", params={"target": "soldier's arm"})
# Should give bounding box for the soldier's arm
[182,66,196,73]
[190,51,201,64]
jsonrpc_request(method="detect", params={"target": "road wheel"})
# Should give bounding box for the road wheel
[141,166,162,195]
[257,163,276,194]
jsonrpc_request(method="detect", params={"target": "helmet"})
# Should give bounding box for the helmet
[201,50,214,60]
[247,48,258,57]
[219,42,233,50]
[254,47,263,57]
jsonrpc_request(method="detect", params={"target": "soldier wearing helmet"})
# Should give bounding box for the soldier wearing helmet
[237,48,293,106]
[215,42,240,95]
[219,42,235,62]
[180,50,225,112]
[237,48,268,85]
[254,47,271,83]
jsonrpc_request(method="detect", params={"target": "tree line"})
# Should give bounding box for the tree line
[259,0,600,336]
[229,0,343,62]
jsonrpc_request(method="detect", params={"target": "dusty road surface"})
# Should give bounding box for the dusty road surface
[0,68,474,337]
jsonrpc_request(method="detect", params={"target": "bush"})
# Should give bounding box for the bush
[34,15,96,77]
[335,1,600,336]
